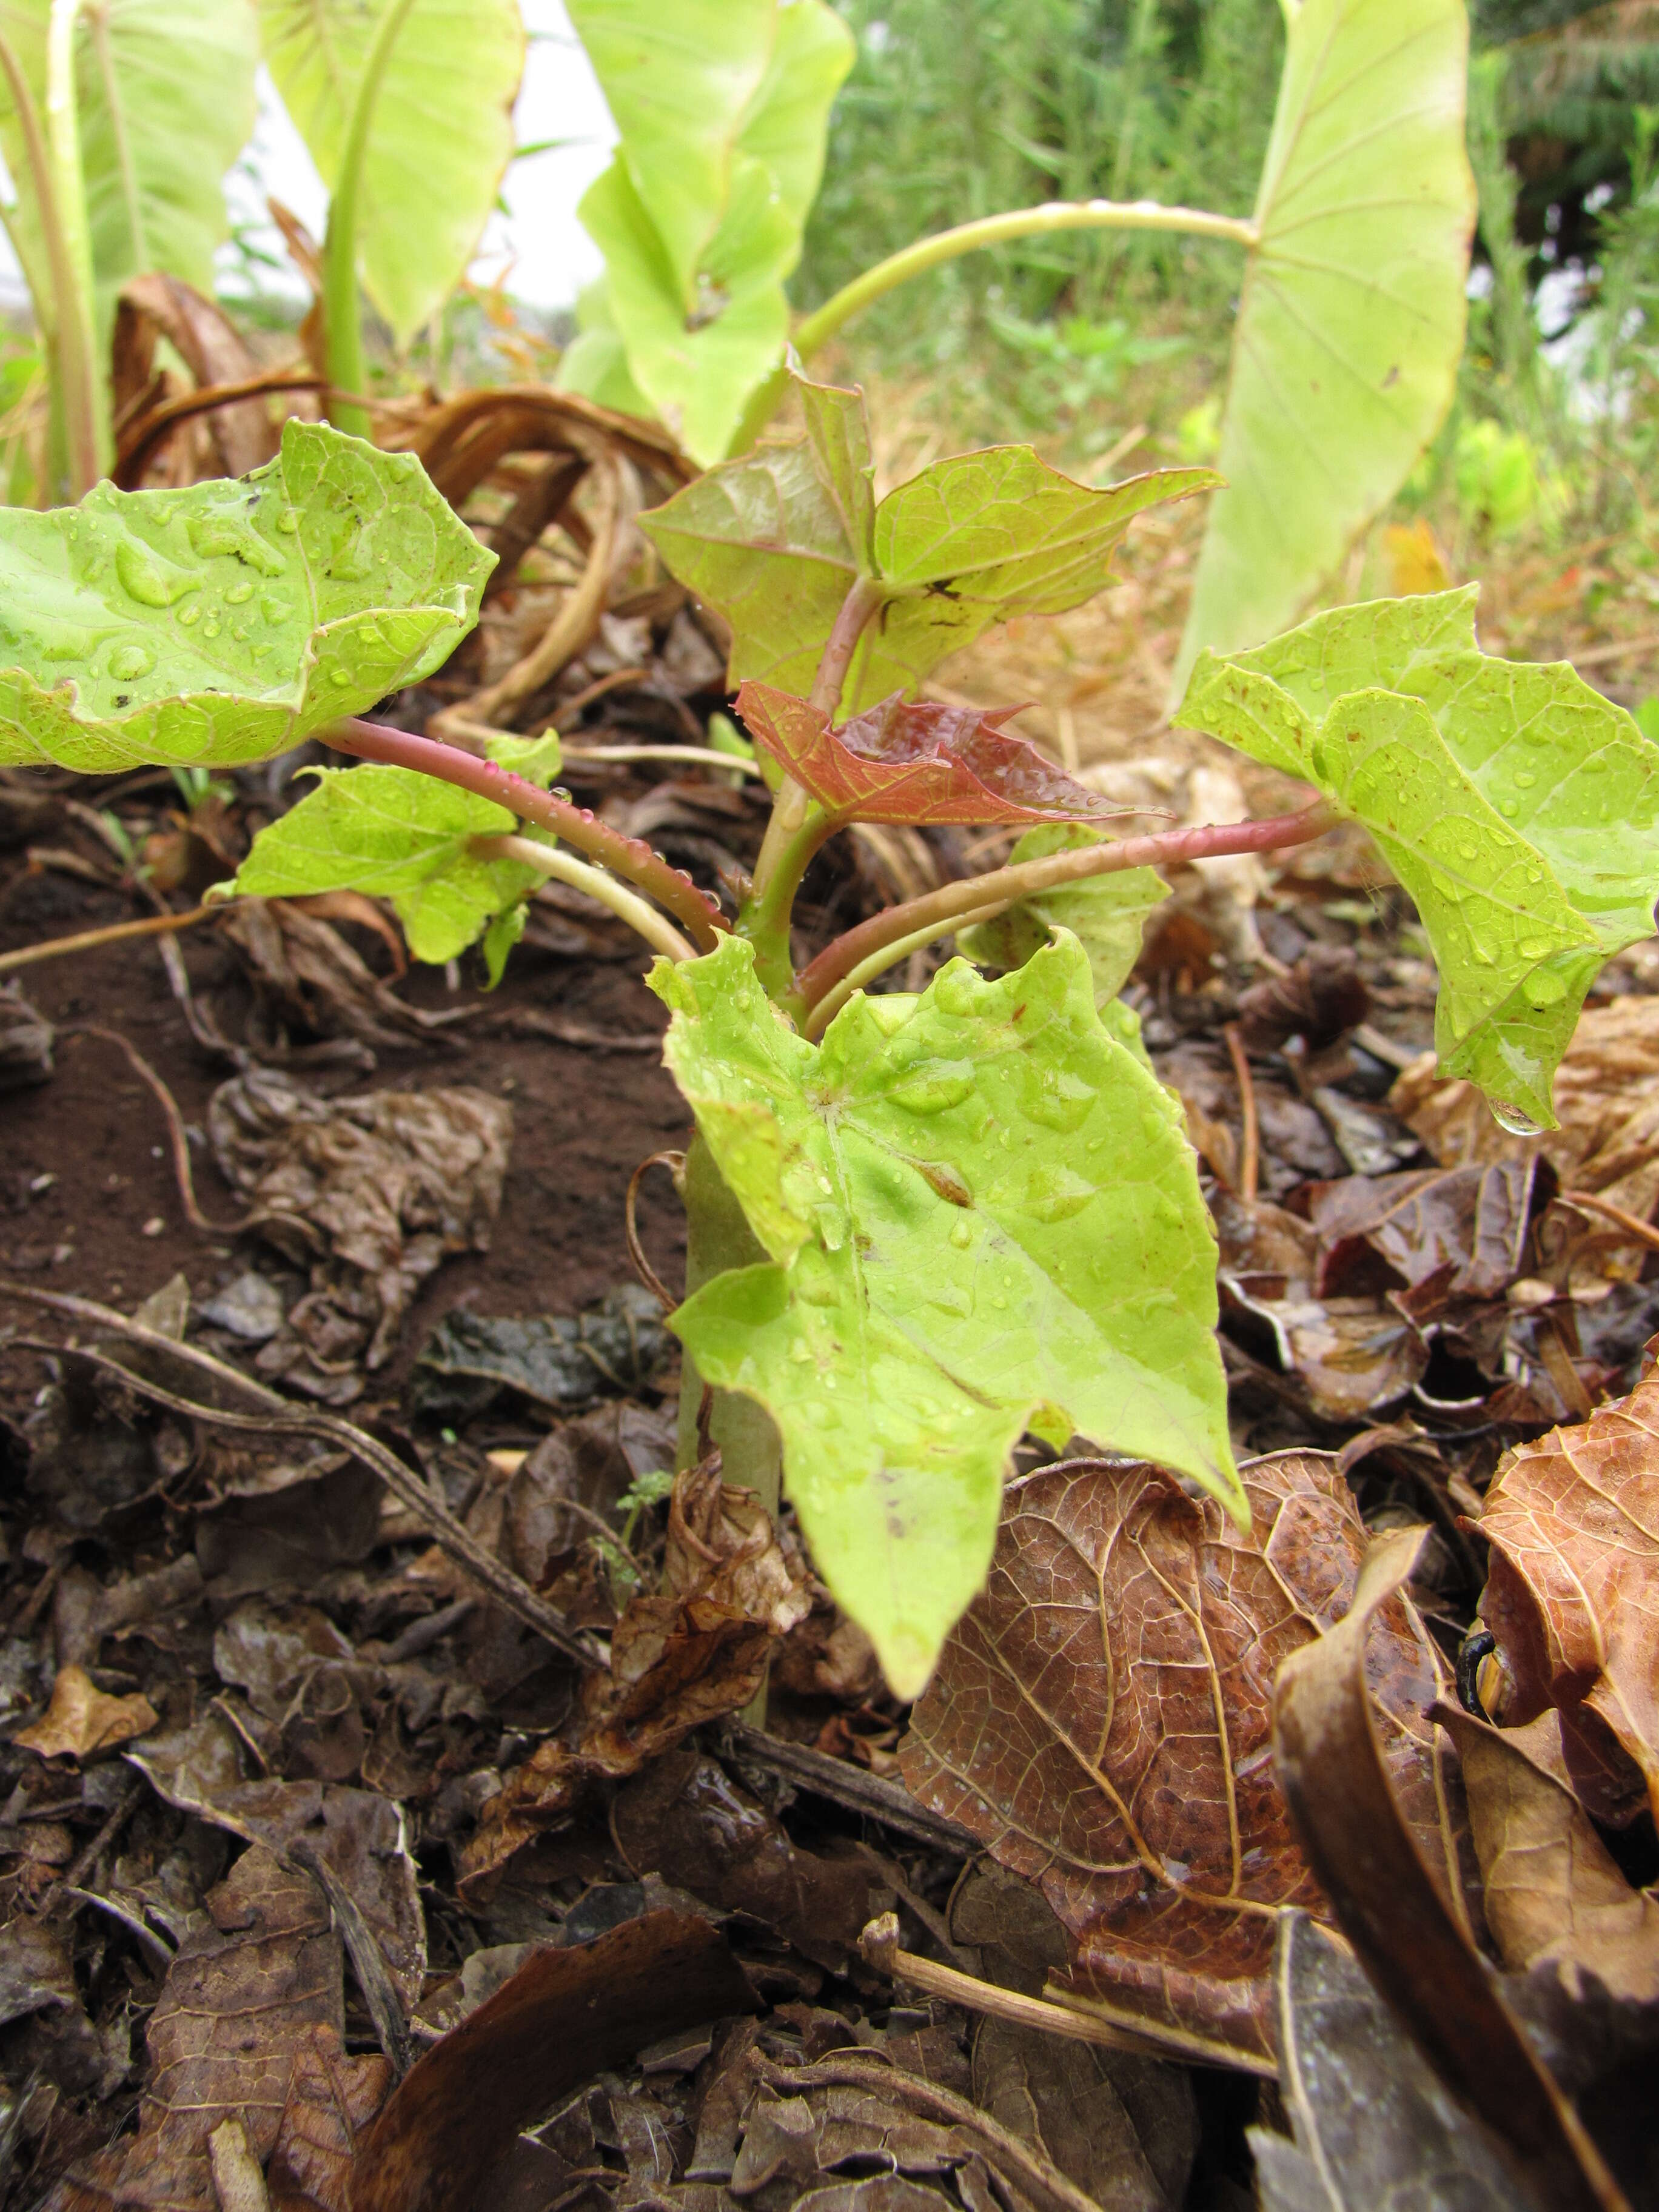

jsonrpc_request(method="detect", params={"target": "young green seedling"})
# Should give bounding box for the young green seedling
[2,398,1655,1694]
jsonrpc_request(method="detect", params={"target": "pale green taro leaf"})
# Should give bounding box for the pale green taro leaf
[650,931,1238,1695]
[1178,589,1659,1127]
[958,826,1168,1008]
[643,404,1216,708]
[0,0,258,340]
[575,152,794,466]
[567,0,778,304]
[0,420,494,774]
[258,0,525,347]
[556,279,655,420]
[234,762,536,965]
[565,0,852,462]
[1174,0,1476,685]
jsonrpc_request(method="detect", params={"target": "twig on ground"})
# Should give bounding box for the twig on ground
[61,1026,247,1235]
[495,1011,665,1053]
[0,905,213,976]
[1222,1022,1259,1204]
[858,1912,1273,2075]
[0,1284,602,1668]
[716,1720,978,1855]
[1560,1187,1659,1256]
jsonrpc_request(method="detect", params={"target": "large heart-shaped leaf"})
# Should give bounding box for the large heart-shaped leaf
[258,0,525,347]
[734,686,1138,827]
[1174,0,1476,682]
[650,931,1236,1695]
[0,420,494,773]
[643,378,1216,709]
[563,0,853,463]
[0,0,258,337]
[1178,589,1659,1128]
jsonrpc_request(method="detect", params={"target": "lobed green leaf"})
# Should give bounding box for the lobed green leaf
[650,931,1238,1695]
[0,420,494,774]
[642,374,1216,710]
[1179,589,1659,1128]
[232,763,538,967]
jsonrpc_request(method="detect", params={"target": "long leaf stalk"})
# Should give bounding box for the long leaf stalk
[323,0,420,439]
[789,801,1333,1026]
[322,717,728,950]
[474,833,697,962]
[42,0,107,492]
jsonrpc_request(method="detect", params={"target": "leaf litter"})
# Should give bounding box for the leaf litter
[4,398,1659,2212]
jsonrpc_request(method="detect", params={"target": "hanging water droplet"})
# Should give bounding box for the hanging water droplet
[1490,1099,1547,1137]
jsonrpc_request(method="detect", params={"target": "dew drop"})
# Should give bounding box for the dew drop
[1517,937,1552,960]
[225,580,254,605]
[202,617,221,639]
[789,1336,812,1363]
[888,1059,974,1115]
[116,538,202,609]
[177,604,201,628]
[1026,1068,1094,1132]
[108,643,153,682]
[990,1295,1008,1310]
[1513,769,1537,790]
[1523,968,1566,1007]
[329,668,352,687]
[949,1218,973,1248]
[277,510,301,534]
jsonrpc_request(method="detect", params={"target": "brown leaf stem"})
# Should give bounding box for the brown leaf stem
[62,1025,249,1235]
[0,902,214,976]
[794,800,1332,1020]
[321,717,726,951]
[1223,1022,1259,1202]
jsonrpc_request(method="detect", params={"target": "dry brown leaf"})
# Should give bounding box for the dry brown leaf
[461,1458,809,1889]
[1479,1344,1659,1823]
[1436,1706,1659,2004]
[15,1665,158,1760]
[48,1845,345,2211]
[899,1452,1461,2065]
[266,2025,394,2212]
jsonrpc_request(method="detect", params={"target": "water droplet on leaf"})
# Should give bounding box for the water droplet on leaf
[107,644,153,682]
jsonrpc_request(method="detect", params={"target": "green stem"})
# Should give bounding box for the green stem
[741,575,885,996]
[322,0,420,437]
[43,0,107,494]
[472,833,697,963]
[799,894,1014,1039]
[793,197,1258,365]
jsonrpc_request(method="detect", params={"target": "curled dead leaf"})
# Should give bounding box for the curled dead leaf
[1272,1525,1629,2212]
[461,1457,809,1890]
[1478,1341,1659,1823]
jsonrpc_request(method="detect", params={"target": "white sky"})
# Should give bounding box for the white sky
[0,0,620,317]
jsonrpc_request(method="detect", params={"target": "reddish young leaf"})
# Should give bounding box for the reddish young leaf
[899,1452,1466,2066]
[734,683,1138,827]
